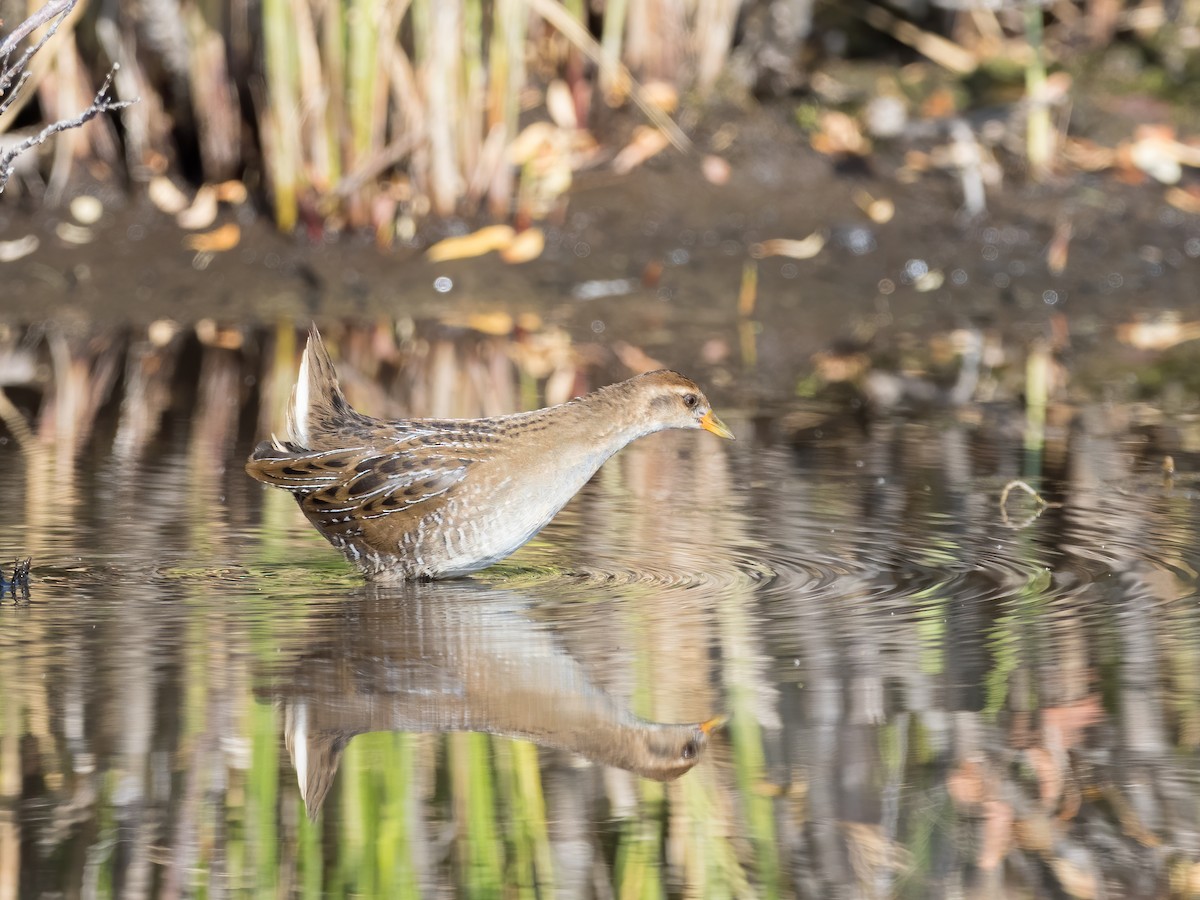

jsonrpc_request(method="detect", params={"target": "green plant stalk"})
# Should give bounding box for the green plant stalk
[377,734,419,895]
[322,0,347,192]
[461,0,484,195]
[299,798,323,898]
[500,739,554,896]
[1024,1,1051,180]
[262,0,301,230]
[729,701,780,898]
[249,701,280,896]
[600,0,630,97]
[348,0,380,164]
[450,731,503,896]
[1024,338,1049,464]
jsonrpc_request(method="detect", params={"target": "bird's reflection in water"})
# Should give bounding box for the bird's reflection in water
[267,581,724,816]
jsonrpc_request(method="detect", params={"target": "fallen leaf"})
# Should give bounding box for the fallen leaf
[640,80,679,114]
[464,312,514,336]
[854,190,894,223]
[184,222,241,252]
[810,110,870,156]
[1165,185,1200,215]
[753,233,826,260]
[0,234,39,262]
[195,318,244,349]
[545,80,577,130]
[500,227,544,264]
[425,225,515,262]
[1062,137,1115,172]
[1047,220,1073,275]
[149,176,190,215]
[216,180,248,204]
[1130,126,1183,184]
[177,184,219,230]
[509,122,559,164]
[612,126,670,175]
[613,341,667,374]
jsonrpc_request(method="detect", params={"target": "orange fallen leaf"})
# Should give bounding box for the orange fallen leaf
[1166,185,1200,215]
[216,180,248,204]
[810,110,870,156]
[184,222,241,252]
[1047,220,1072,275]
[613,126,670,174]
[1116,317,1200,350]
[426,225,515,262]
[640,80,679,114]
[500,227,545,264]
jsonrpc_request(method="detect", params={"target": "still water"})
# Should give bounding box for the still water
[2,330,1200,899]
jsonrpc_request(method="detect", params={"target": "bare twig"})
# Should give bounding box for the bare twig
[0,0,72,61]
[0,64,135,193]
[0,0,74,97]
[999,479,1063,529]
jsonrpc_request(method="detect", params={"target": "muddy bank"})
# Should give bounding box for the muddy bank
[3,104,1200,409]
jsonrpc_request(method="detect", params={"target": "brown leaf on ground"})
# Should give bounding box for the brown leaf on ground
[499,227,545,264]
[1116,316,1200,351]
[1166,185,1200,215]
[612,126,671,174]
[752,233,826,260]
[184,222,240,253]
[426,225,515,262]
[612,341,667,374]
[177,184,219,230]
[811,110,870,156]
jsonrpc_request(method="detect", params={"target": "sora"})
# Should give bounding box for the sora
[246,328,733,580]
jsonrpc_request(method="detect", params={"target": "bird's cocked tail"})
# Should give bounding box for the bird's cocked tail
[286,326,350,451]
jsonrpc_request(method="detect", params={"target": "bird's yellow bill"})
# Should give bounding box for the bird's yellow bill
[699,715,728,735]
[701,411,735,440]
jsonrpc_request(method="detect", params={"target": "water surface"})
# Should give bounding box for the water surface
[2,342,1200,898]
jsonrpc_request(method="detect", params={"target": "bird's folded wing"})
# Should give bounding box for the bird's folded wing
[247,442,473,519]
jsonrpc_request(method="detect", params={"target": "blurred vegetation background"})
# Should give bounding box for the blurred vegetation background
[4,0,1200,238]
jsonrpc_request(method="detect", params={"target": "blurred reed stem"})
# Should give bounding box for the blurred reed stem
[261,0,301,231]
[1024,1,1052,181]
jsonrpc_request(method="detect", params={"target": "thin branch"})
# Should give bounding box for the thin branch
[0,0,73,60]
[0,64,135,194]
[0,0,75,96]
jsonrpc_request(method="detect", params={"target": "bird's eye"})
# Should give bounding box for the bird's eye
[682,393,699,409]
[681,740,697,760]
